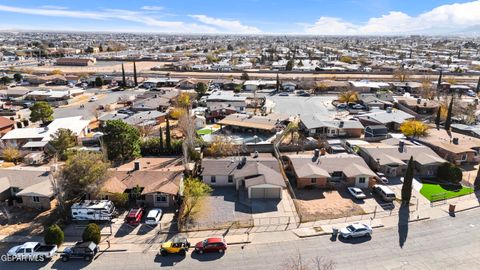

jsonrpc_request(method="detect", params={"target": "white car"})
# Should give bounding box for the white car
[376,172,389,184]
[340,223,372,239]
[145,209,163,226]
[89,96,98,102]
[347,187,366,199]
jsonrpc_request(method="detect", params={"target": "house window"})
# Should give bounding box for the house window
[461,154,467,161]
[211,176,216,183]
[358,177,366,184]
[310,178,317,184]
[228,175,234,183]
[32,196,40,203]
[156,194,167,202]
[331,171,343,177]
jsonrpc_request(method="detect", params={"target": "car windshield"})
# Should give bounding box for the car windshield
[346,225,355,232]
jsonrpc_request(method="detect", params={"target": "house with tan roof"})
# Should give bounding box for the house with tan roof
[99,157,183,208]
[358,138,446,178]
[283,153,376,189]
[413,129,480,165]
[201,155,286,199]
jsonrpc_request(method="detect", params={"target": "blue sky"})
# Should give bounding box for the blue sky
[0,0,479,34]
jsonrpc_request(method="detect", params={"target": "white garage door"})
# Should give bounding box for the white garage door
[250,187,281,199]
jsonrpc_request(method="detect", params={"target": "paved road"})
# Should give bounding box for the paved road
[53,89,139,120]
[3,207,480,270]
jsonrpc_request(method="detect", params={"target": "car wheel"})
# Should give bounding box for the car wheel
[84,255,91,261]
[160,250,168,257]
[61,256,69,262]
[179,250,186,256]
[197,250,203,254]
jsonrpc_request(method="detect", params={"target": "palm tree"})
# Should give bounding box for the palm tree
[338,90,359,103]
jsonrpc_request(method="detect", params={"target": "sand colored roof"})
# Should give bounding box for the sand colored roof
[218,113,287,131]
[417,129,480,153]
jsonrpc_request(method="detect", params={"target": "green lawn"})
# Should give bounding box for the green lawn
[419,183,474,202]
[197,129,213,135]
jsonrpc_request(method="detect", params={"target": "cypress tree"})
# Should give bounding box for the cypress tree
[165,119,171,151]
[445,96,454,131]
[276,73,280,92]
[133,61,138,87]
[437,69,443,89]
[476,76,480,94]
[159,126,164,153]
[435,107,441,130]
[121,63,126,88]
[401,156,414,205]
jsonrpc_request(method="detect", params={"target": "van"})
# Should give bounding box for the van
[373,185,396,202]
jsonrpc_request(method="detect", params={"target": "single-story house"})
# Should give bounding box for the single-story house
[218,113,288,134]
[56,57,96,66]
[99,158,183,208]
[396,97,439,115]
[0,169,54,210]
[0,116,15,136]
[356,108,414,131]
[201,155,286,199]
[1,116,90,150]
[300,114,364,138]
[413,129,480,165]
[358,138,446,178]
[284,153,376,189]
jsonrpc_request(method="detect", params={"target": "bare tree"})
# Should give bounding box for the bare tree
[282,251,336,270]
[178,112,197,169]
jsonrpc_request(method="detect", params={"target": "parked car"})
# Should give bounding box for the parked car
[376,172,389,184]
[89,96,98,102]
[467,90,476,97]
[7,242,57,261]
[279,92,289,96]
[145,208,163,226]
[340,223,372,239]
[336,103,348,109]
[61,241,99,262]
[372,184,396,202]
[347,187,366,199]
[160,237,190,256]
[125,208,144,225]
[194,238,227,254]
[351,104,365,110]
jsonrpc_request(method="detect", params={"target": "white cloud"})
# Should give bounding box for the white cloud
[140,6,164,11]
[190,15,261,34]
[40,5,69,10]
[304,0,480,35]
[0,4,218,33]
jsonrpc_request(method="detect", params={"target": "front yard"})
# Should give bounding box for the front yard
[294,189,365,222]
[420,183,474,202]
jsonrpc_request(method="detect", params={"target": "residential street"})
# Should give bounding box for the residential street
[3,207,480,270]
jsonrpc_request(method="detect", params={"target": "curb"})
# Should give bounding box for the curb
[408,217,430,223]
[226,241,251,245]
[452,205,480,214]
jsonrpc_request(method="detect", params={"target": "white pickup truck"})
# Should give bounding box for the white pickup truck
[7,242,57,261]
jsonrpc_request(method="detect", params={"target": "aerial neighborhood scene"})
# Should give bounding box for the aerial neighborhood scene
[1,1,480,269]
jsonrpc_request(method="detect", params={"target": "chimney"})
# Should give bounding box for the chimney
[417,98,421,105]
[134,161,141,171]
[314,149,320,158]
[398,141,405,153]
[452,138,459,145]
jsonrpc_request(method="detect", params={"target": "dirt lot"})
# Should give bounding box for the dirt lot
[22,61,169,74]
[0,201,57,236]
[293,189,365,222]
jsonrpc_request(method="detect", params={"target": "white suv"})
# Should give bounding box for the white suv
[145,209,163,226]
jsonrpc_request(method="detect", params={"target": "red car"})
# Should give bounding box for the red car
[125,208,144,225]
[194,238,227,254]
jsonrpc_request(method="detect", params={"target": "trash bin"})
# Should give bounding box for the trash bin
[449,204,456,213]
[332,227,338,236]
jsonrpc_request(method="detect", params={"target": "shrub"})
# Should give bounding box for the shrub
[437,162,463,184]
[110,192,128,208]
[44,224,64,247]
[82,223,101,244]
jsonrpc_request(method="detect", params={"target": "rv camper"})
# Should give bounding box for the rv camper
[71,200,116,221]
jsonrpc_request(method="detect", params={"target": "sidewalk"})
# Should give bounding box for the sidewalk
[1,194,479,253]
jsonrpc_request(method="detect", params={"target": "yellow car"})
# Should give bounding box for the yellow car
[159,237,190,256]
